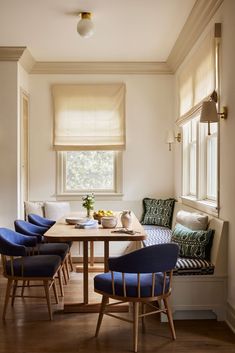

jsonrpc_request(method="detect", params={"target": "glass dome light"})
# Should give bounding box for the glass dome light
[77,12,94,38]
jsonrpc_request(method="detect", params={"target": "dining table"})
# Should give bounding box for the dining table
[44,211,147,313]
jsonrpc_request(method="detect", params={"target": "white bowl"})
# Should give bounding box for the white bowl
[101,216,117,229]
[65,217,84,225]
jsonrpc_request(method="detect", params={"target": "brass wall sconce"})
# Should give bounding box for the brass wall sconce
[200,91,228,135]
[166,130,181,151]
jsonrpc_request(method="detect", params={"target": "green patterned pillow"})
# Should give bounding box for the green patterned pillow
[141,198,175,228]
[171,223,214,260]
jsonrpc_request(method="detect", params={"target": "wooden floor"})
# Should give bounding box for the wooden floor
[0,271,235,353]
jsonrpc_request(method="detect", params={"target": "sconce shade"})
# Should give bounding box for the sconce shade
[166,130,175,144]
[200,101,219,123]
[77,12,94,38]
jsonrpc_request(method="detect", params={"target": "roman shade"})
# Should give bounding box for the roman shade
[177,31,215,126]
[52,83,126,150]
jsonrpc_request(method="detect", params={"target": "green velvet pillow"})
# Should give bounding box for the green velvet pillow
[141,198,175,228]
[171,223,214,260]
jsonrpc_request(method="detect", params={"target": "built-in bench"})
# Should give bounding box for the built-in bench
[143,202,228,320]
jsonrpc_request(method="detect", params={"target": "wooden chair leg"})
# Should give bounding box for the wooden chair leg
[141,303,146,333]
[52,280,59,304]
[65,257,70,280]
[11,280,18,306]
[2,279,13,320]
[44,280,53,321]
[163,298,176,340]
[68,252,73,272]
[133,302,139,353]
[62,265,68,285]
[95,295,109,337]
[58,267,64,297]
[21,280,26,297]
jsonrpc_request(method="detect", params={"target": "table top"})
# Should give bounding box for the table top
[44,211,146,242]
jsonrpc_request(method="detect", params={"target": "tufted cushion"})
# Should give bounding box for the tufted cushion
[94,271,170,298]
[141,198,175,228]
[143,226,172,247]
[5,255,61,277]
[44,202,71,221]
[174,257,214,276]
[24,201,44,220]
[176,210,208,231]
[171,223,214,260]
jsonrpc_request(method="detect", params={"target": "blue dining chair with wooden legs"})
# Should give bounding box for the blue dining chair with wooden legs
[28,214,74,272]
[14,219,70,287]
[94,243,179,353]
[0,228,62,320]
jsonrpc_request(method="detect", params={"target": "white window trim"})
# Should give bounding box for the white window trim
[56,151,123,200]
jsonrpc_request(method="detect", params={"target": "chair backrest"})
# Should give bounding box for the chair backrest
[108,243,179,274]
[0,228,37,257]
[28,214,55,227]
[14,220,47,242]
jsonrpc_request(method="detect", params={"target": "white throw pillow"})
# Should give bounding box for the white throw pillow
[24,201,44,220]
[176,210,208,231]
[44,201,71,221]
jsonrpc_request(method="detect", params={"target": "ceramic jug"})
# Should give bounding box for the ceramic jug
[121,210,132,229]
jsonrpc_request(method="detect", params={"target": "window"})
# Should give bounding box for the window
[52,84,125,196]
[57,150,122,195]
[182,118,218,204]
[177,28,219,213]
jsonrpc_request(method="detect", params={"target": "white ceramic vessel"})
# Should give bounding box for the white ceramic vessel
[101,216,117,229]
[121,210,132,229]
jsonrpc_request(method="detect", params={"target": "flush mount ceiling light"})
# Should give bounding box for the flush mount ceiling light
[77,12,94,38]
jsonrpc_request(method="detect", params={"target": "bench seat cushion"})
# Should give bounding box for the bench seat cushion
[174,257,214,276]
[143,225,215,276]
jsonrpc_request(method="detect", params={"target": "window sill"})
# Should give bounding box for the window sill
[180,196,219,217]
[54,193,124,201]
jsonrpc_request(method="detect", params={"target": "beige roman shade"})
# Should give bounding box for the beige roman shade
[177,31,215,126]
[52,83,126,150]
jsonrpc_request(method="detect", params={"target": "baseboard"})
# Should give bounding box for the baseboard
[226,301,235,333]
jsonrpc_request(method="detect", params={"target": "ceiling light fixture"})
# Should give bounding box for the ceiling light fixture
[77,12,94,38]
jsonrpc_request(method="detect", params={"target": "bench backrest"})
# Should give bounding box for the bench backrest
[172,202,228,276]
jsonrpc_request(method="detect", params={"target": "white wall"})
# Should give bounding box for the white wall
[0,62,18,227]
[29,74,174,219]
[173,0,235,330]
[219,0,235,329]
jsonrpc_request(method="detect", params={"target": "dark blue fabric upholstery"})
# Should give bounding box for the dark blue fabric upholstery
[28,214,55,228]
[5,255,61,277]
[14,220,48,243]
[36,243,69,260]
[0,228,37,256]
[108,244,179,274]
[94,272,170,297]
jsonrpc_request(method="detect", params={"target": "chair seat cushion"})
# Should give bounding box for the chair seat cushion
[174,257,215,276]
[36,243,69,260]
[5,255,61,277]
[94,272,169,298]
[143,226,172,247]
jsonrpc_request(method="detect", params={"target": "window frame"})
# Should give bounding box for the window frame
[181,116,218,216]
[56,150,123,199]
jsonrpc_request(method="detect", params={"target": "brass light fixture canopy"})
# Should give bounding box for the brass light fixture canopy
[77,12,94,38]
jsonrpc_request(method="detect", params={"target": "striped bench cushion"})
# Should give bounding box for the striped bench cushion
[174,257,214,276]
[143,225,214,275]
[143,225,172,246]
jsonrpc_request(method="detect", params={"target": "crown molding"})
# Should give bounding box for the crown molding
[19,48,36,73]
[167,0,224,72]
[0,46,26,61]
[30,61,173,75]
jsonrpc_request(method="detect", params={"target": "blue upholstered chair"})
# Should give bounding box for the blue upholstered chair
[94,243,179,352]
[28,213,55,228]
[28,214,73,272]
[14,220,70,287]
[0,228,62,320]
